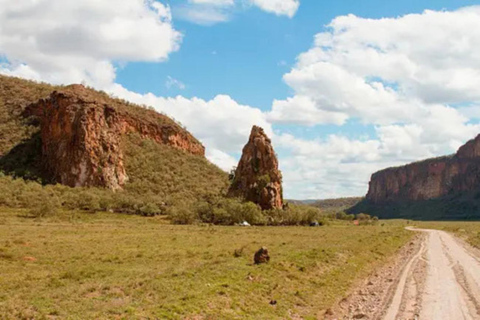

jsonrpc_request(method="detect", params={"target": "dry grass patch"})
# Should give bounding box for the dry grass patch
[415,221,480,249]
[0,208,412,319]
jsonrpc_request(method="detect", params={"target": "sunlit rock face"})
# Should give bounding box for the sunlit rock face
[228,125,283,210]
[25,84,204,190]
[367,134,480,203]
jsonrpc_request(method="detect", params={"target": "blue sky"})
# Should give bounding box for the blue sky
[118,0,476,107]
[1,0,480,199]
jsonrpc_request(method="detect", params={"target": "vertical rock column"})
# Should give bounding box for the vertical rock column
[34,89,127,190]
[228,126,283,210]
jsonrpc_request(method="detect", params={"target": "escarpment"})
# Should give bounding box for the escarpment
[23,84,205,190]
[228,126,283,210]
[366,134,480,204]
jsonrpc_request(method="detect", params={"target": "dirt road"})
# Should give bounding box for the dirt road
[384,228,480,320]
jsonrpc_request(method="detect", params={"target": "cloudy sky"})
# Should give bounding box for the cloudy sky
[1,0,480,199]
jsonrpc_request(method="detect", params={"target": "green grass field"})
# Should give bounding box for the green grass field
[415,221,480,249]
[0,209,413,319]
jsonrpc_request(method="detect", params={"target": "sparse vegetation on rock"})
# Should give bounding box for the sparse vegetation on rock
[0,75,229,217]
[0,75,380,225]
[228,126,283,210]
[24,83,205,190]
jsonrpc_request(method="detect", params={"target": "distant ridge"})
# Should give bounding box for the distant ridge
[349,134,480,220]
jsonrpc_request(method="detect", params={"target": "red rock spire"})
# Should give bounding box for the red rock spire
[228,126,283,210]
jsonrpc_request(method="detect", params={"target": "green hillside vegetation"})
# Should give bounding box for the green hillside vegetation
[0,75,361,225]
[0,133,230,217]
[0,75,230,217]
[311,197,363,211]
[0,74,199,151]
[0,75,60,156]
[122,133,230,210]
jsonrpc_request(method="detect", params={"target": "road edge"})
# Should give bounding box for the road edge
[323,229,425,320]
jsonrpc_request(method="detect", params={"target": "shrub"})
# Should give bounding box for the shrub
[356,213,371,221]
[336,211,355,220]
[270,205,325,226]
[139,203,162,216]
[191,198,264,226]
[195,201,214,223]
[212,206,233,225]
[256,175,271,192]
[263,208,286,225]
[77,191,101,212]
[168,205,197,225]
[238,201,266,225]
[29,197,60,218]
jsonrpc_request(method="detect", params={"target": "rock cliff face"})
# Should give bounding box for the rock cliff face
[25,84,204,190]
[366,134,480,203]
[228,126,283,210]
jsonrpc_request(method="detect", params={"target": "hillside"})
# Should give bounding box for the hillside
[310,197,363,211]
[0,75,59,156]
[0,75,229,214]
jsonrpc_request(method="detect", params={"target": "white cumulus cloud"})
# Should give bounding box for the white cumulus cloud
[270,7,480,126]
[0,0,270,175]
[0,0,181,86]
[175,0,300,25]
[108,84,272,171]
[165,76,186,90]
[174,4,232,26]
[1,2,480,200]
[249,0,299,18]
[265,7,480,198]
[189,0,235,6]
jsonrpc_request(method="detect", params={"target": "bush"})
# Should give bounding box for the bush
[336,211,355,220]
[139,203,162,216]
[76,191,101,212]
[29,197,60,218]
[354,213,379,225]
[266,205,326,226]
[239,201,266,225]
[195,201,214,223]
[356,213,371,220]
[191,198,265,226]
[168,205,197,225]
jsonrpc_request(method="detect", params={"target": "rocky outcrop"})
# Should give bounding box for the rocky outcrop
[366,134,480,203]
[228,126,283,210]
[25,84,204,190]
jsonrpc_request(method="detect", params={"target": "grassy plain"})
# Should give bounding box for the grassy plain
[0,209,412,319]
[414,221,480,249]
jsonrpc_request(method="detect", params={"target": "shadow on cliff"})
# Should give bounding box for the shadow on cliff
[347,193,480,221]
[0,133,50,183]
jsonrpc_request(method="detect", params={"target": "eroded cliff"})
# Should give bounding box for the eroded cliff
[366,134,480,203]
[25,84,205,190]
[228,126,283,210]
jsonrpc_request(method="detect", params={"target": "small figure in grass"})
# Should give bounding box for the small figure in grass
[254,247,270,264]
